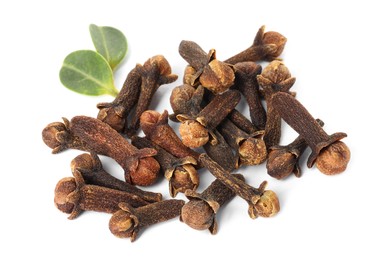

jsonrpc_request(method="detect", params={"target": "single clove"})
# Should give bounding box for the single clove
[109,199,185,242]
[126,55,178,136]
[176,89,241,148]
[71,152,162,203]
[181,174,245,234]
[96,67,141,132]
[257,60,296,149]
[218,118,267,166]
[228,109,259,134]
[199,153,280,219]
[179,40,235,93]
[271,92,351,175]
[224,25,287,64]
[233,61,266,130]
[139,110,201,161]
[131,136,199,197]
[54,170,151,220]
[266,119,324,179]
[169,84,204,122]
[69,116,160,186]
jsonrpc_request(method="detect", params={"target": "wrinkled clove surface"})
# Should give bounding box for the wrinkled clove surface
[267,119,324,179]
[54,170,151,220]
[271,92,350,174]
[181,174,244,234]
[71,152,162,203]
[97,67,141,132]
[69,116,160,186]
[131,136,199,197]
[127,55,178,136]
[199,153,280,219]
[109,199,185,242]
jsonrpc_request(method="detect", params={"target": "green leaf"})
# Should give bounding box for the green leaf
[59,50,118,97]
[89,24,128,70]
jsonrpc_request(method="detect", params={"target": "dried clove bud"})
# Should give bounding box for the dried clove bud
[179,40,235,93]
[181,174,245,234]
[257,60,296,149]
[69,116,160,186]
[131,136,199,197]
[169,84,204,121]
[199,153,280,219]
[109,199,185,242]
[54,170,151,220]
[176,89,241,148]
[271,92,350,175]
[97,67,141,132]
[267,119,324,179]
[126,55,178,136]
[224,25,287,64]
[71,152,162,203]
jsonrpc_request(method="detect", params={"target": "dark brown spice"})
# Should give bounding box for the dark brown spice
[54,170,151,220]
[180,174,244,234]
[97,67,141,132]
[257,60,296,149]
[224,25,287,64]
[169,84,204,122]
[179,40,235,93]
[139,110,201,161]
[176,89,241,148]
[199,153,280,219]
[71,152,162,203]
[131,136,199,197]
[227,109,259,134]
[233,62,266,130]
[218,118,267,166]
[126,55,178,136]
[109,199,185,242]
[271,92,350,174]
[69,116,160,186]
[266,119,324,179]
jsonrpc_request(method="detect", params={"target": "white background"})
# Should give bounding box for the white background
[1,0,389,259]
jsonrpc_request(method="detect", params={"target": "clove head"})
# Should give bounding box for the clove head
[250,190,280,218]
[266,149,297,179]
[129,157,161,186]
[96,104,126,132]
[258,60,291,85]
[238,138,267,166]
[179,120,209,148]
[42,120,71,153]
[199,59,235,94]
[54,177,77,214]
[262,31,287,61]
[315,141,351,175]
[181,199,215,231]
[109,205,138,239]
[170,84,196,115]
[168,165,199,197]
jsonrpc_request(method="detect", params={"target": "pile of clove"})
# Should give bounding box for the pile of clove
[43,25,351,242]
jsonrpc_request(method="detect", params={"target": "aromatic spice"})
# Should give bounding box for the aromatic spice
[97,67,141,132]
[69,116,160,186]
[176,89,241,148]
[257,60,296,149]
[233,61,266,129]
[126,55,178,136]
[271,92,350,174]
[267,119,324,179]
[71,152,162,203]
[109,199,185,242]
[131,136,199,197]
[224,25,287,64]
[181,174,244,234]
[55,170,151,220]
[169,84,204,122]
[179,40,235,93]
[199,153,280,219]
